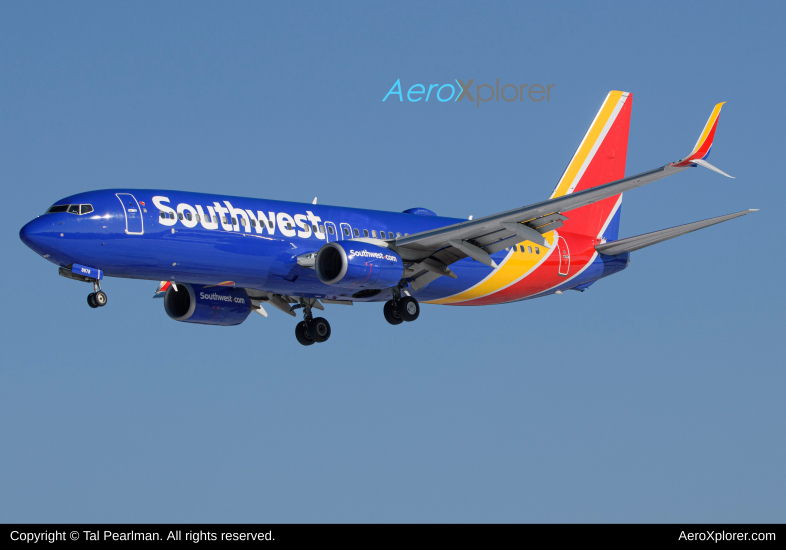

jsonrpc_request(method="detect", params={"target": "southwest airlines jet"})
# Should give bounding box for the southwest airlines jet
[20,91,755,345]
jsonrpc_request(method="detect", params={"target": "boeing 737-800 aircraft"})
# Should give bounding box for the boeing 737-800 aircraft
[20,91,755,345]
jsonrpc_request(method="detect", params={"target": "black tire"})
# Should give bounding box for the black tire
[295,321,314,346]
[94,290,108,307]
[309,317,331,343]
[383,300,403,325]
[87,293,98,308]
[398,296,420,322]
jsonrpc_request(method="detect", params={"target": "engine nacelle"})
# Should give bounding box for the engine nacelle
[315,240,403,289]
[164,283,251,326]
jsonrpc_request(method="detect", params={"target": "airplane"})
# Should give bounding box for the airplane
[19,91,756,346]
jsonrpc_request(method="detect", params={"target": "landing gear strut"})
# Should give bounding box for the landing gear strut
[294,298,331,346]
[384,289,419,325]
[87,281,107,308]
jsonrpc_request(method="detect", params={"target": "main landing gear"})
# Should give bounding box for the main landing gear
[294,299,331,346]
[87,282,107,308]
[384,292,420,325]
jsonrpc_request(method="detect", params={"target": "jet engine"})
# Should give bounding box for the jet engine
[164,283,251,326]
[315,241,403,289]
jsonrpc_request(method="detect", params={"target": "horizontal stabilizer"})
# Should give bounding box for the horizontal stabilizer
[595,209,757,255]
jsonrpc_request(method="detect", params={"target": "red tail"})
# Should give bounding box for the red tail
[550,91,631,240]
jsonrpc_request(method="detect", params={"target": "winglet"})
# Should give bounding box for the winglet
[153,280,171,298]
[673,102,731,175]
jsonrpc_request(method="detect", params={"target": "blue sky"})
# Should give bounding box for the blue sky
[1,1,784,522]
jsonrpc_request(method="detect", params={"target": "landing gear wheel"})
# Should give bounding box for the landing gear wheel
[309,317,331,343]
[383,300,403,325]
[87,293,98,308]
[398,296,419,322]
[295,321,315,346]
[94,290,107,307]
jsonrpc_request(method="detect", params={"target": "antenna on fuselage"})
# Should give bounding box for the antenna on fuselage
[312,197,317,204]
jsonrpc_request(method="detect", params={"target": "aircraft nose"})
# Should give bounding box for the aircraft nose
[20,216,56,254]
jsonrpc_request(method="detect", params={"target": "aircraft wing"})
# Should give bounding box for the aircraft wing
[392,102,735,284]
[594,210,757,256]
[394,163,690,258]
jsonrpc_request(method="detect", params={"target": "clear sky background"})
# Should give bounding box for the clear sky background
[1,1,784,522]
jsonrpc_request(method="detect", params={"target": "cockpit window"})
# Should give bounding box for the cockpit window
[46,204,95,215]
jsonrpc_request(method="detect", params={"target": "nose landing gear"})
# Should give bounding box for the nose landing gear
[87,282,107,308]
[293,298,331,346]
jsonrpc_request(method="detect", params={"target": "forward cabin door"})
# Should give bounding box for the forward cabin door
[116,193,144,235]
[557,236,570,276]
[324,221,338,242]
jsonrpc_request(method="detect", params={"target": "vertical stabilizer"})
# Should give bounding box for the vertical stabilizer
[551,91,631,240]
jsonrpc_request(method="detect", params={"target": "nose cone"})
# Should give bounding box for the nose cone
[20,216,56,255]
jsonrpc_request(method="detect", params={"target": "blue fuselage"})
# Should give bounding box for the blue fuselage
[20,189,627,304]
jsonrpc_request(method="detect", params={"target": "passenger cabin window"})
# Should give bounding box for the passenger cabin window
[178,213,184,220]
[328,226,335,235]
[185,213,192,221]
[343,227,350,236]
[222,217,228,224]
[80,204,93,215]
[535,247,540,254]
[353,228,359,237]
[241,218,246,226]
[160,212,166,219]
[371,230,377,238]
[251,219,256,227]
[363,229,369,237]
[528,246,532,253]
[388,232,394,239]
